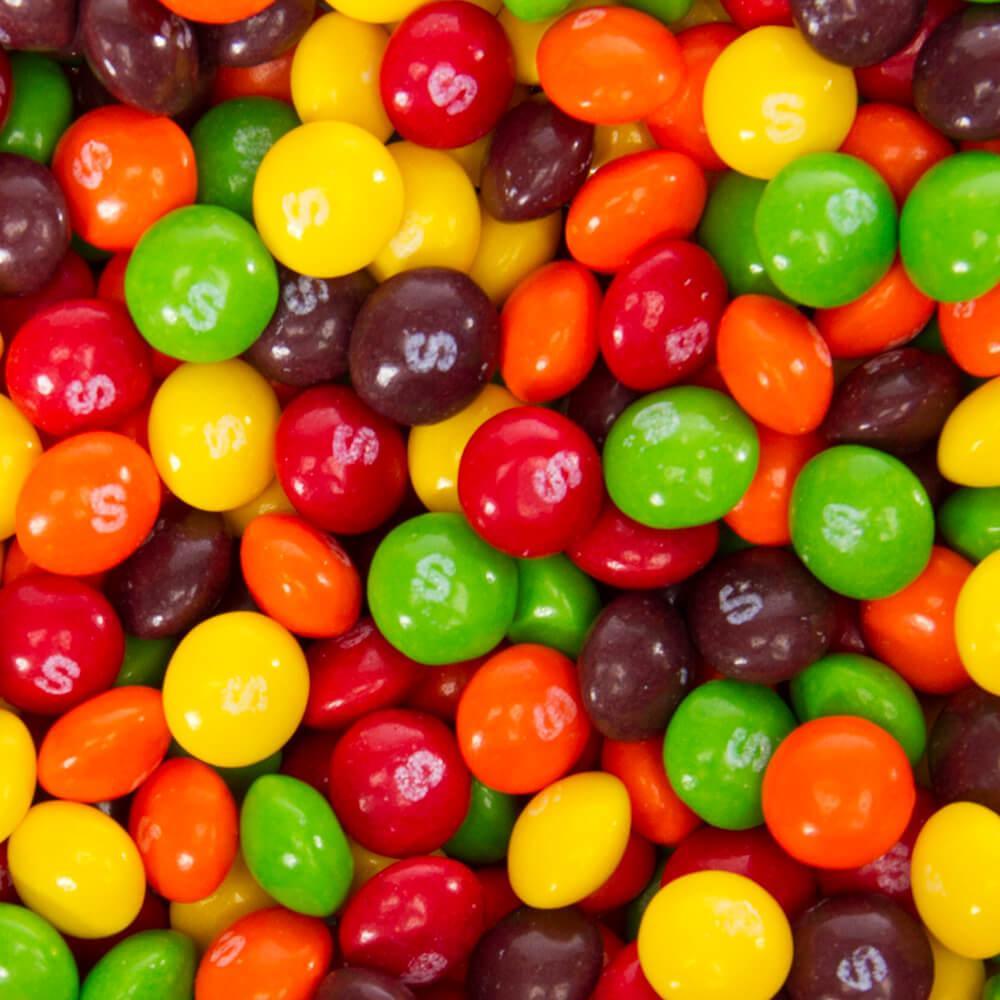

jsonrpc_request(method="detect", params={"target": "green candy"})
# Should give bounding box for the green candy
[791,653,926,764]
[940,487,1000,562]
[624,0,694,21]
[368,513,518,665]
[81,931,195,1000]
[790,445,934,600]
[0,903,78,1000]
[664,679,796,830]
[445,778,519,865]
[755,152,897,308]
[125,205,279,363]
[626,858,667,941]
[900,151,1000,302]
[115,636,177,688]
[503,0,573,19]
[507,555,601,657]
[603,387,759,529]
[697,172,783,298]
[191,98,299,222]
[0,54,72,163]
[984,973,1000,1000]
[240,775,353,917]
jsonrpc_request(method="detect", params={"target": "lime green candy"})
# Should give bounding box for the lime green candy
[624,0,694,21]
[115,636,177,688]
[790,445,934,600]
[939,487,1000,562]
[603,387,759,529]
[791,653,926,764]
[755,152,897,308]
[664,679,796,830]
[241,775,353,917]
[900,151,1000,302]
[191,98,299,222]
[445,778,519,865]
[368,512,518,665]
[125,205,279,363]
[507,555,601,657]
[0,54,72,163]
[81,931,195,1000]
[0,903,78,1000]
[503,0,573,18]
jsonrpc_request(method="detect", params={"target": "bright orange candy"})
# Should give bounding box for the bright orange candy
[939,284,1000,377]
[717,295,833,435]
[601,737,700,846]
[195,907,333,1000]
[538,7,684,125]
[839,104,953,206]
[861,546,973,695]
[38,686,170,803]
[212,49,295,104]
[725,426,823,546]
[500,261,601,403]
[129,757,239,903]
[16,432,161,577]
[456,643,591,795]
[52,107,197,252]
[240,513,362,639]
[159,0,270,23]
[814,259,935,359]
[566,150,706,273]
[646,23,740,171]
[762,715,916,870]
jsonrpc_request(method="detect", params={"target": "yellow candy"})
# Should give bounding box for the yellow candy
[955,549,1000,694]
[163,612,309,768]
[928,934,986,1000]
[446,134,493,188]
[223,478,296,537]
[349,839,400,895]
[0,395,41,540]
[592,122,657,173]
[332,0,500,20]
[469,204,562,304]
[254,122,404,278]
[938,377,1000,487]
[638,871,793,1000]
[671,0,731,29]
[0,709,34,842]
[9,801,145,938]
[149,360,279,512]
[508,772,630,909]
[408,384,519,512]
[170,852,273,952]
[371,143,481,281]
[912,802,1000,959]
[703,26,857,179]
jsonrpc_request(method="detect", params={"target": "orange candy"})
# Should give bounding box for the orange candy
[16,432,161,577]
[538,7,684,125]
[240,514,362,639]
[646,23,740,171]
[212,49,295,104]
[566,150,706,273]
[762,715,916,870]
[814,259,935,359]
[861,545,973,695]
[725,426,823,546]
[500,261,601,403]
[159,0,271,23]
[38,686,170,803]
[717,295,834,435]
[52,107,197,252]
[456,643,591,795]
[939,284,1000,377]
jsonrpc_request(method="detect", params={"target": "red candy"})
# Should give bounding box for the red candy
[0,251,95,338]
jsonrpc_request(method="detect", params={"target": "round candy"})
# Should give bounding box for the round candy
[0,710,35,842]
[939,487,1000,562]
[208,0,314,69]
[603,387,760,529]
[162,612,309,767]
[0,54,69,163]
[159,0,272,22]
[0,395,41,540]
[790,445,934,599]
[955,549,1000,694]
[939,377,1000,488]
[928,687,1000,812]
[791,0,926,66]
[80,930,196,1000]
[0,903,78,1000]
[444,778,519,866]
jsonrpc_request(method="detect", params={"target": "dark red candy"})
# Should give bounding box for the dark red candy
[565,358,640,450]
[591,942,659,1000]
[928,687,1000,812]
[0,252,96,339]
[468,907,604,1000]
[688,547,836,684]
[406,654,490,722]
[349,268,500,426]
[791,0,926,66]
[246,267,374,388]
[787,895,934,1000]
[280,728,338,798]
[206,0,315,68]
[315,969,415,1000]
[0,842,17,904]
[0,154,70,297]
[481,100,594,223]
[0,0,77,51]
[103,502,233,639]
[578,593,696,742]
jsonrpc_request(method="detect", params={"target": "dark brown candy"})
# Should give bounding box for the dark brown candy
[468,907,603,1000]
[928,686,1000,813]
[578,593,696,742]
[565,358,639,450]
[0,154,70,297]
[104,503,233,638]
[349,267,500,426]
[791,0,926,66]
[0,0,77,51]
[688,547,836,684]
[315,968,416,1000]
[205,0,314,68]
[481,100,594,223]
[788,895,934,1000]
[246,267,375,387]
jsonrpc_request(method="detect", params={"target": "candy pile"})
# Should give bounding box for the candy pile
[0,0,998,997]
